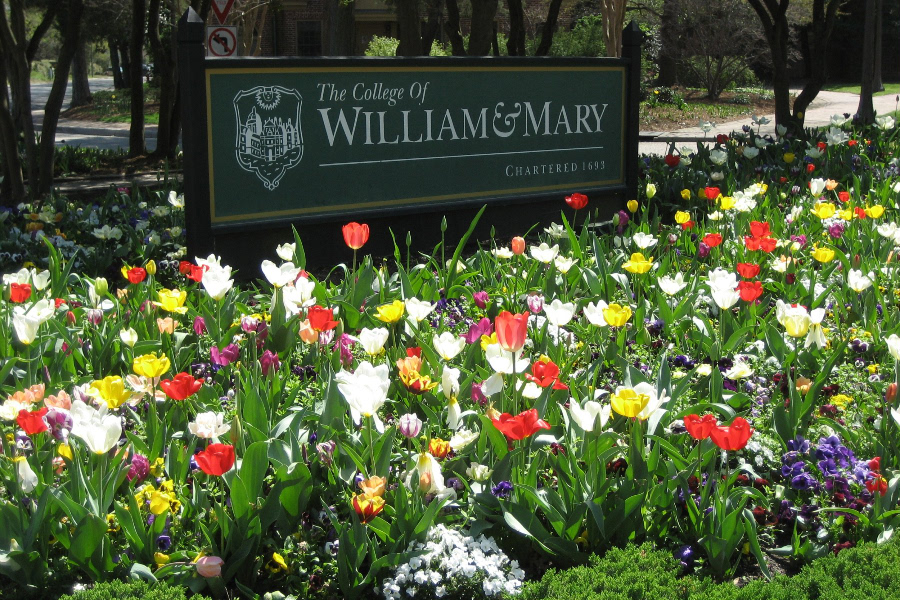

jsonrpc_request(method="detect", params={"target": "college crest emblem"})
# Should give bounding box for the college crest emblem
[233,86,303,190]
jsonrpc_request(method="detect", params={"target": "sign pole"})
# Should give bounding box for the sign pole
[178,8,213,260]
[622,21,643,204]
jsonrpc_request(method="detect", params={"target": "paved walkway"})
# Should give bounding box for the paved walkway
[640,88,899,155]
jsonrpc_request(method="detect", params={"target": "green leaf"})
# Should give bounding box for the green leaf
[240,441,270,501]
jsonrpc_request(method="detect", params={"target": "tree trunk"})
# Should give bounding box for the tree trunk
[857,0,876,124]
[109,37,126,89]
[792,0,842,123]
[656,0,679,85]
[534,0,563,56]
[468,0,498,55]
[506,0,526,56]
[119,41,132,83]
[70,35,92,108]
[873,0,883,91]
[38,0,85,195]
[396,0,422,56]
[421,0,443,55]
[336,0,356,55]
[0,0,39,190]
[129,0,146,157]
[443,0,466,55]
[148,0,177,157]
[599,0,626,57]
[0,52,25,204]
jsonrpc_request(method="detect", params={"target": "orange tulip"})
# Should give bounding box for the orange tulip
[511,236,525,255]
[352,493,385,524]
[494,310,529,353]
[342,222,369,250]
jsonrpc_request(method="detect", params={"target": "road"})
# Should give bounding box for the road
[32,77,157,152]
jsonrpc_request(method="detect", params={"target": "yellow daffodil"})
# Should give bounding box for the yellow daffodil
[610,387,650,418]
[374,300,405,324]
[680,189,692,200]
[811,202,836,219]
[133,353,171,378]
[88,375,132,409]
[719,196,736,210]
[155,288,188,314]
[602,303,632,327]
[865,205,885,218]
[627,199,639,212]
[675,211,690,224]
[811,246,835,263]
[623,252,653,274]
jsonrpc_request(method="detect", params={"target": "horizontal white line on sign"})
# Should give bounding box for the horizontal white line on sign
[319,145,606,167]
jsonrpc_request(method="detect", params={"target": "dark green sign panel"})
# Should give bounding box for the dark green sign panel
[205,65,626,225]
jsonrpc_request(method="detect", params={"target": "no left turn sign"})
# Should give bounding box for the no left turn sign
[207,26,238,58]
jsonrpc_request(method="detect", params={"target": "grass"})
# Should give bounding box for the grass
[824,82,900,96]
[61,86,161,124]
[640,87,777,131]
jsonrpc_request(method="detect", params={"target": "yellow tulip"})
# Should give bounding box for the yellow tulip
[155,552,171,566]
[155,288,188,314]
[675,211,690,224]
[602,303,632,327]
[133,353,171,378]
[611,388,650,418]
[645,183,657,199]
[811,202,836,220]
[811,246,835,263]
[838,208,853,221]
[719,196,736,210]
[58,444,73,460]
[783,152,795,164]
[680,189,692,200]
[374,300,405,324]
[145,260,157,276]
[865,205,885,218]
[88,375,132,409]
[627,199,639,212]
[623,252,653,274]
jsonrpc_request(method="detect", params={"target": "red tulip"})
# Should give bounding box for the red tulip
[837,191,850,203]
[17,407,48,435]
[737,280,763,302]
[702,233,723,248]
[565,193,588,210]
[187,264,208,283]
[736,263,761,279]
[664,154,680,168]
[684,414,717,440]
[494,311,529,353]
[867,476,888,496]
[126,267,147,284]
[704,187,721,201]
[491,408,551,441]
[854,207,867,220]
[710,417,753,451]
[406,347,422,358]
[716,134,729,144]
[194,443,235,476]
[511,236,525,255]
[307,305,339,332]
[160,373,203,401]
[525,358,568,390]
[10,283,32,303]
[179,261,194,275]
[749,222,771,238]
[342,222,369,250]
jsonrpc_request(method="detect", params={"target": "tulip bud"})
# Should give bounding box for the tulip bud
[852,254,861,268]
[511,236,525,255]
[887,383,897,405]
[193,316,207,336]
[145,259,157,275]
[645,183,656,199]
[485,405,501,420]
[441,216,447,232]
[398,413,423,438]
[627,199,639,213]
[66,311,76,325]
[94,277,108,296]
[526,292,544,313]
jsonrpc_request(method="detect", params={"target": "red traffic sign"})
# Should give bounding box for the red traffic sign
[207,26,238,58]
[211,0,235,24]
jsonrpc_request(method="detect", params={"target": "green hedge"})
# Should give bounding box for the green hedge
[516,540,900,600]
[58,580,211,600]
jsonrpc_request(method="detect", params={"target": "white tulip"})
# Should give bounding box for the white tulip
[189,411,231,439]
[529,243,559,263]
[847,269,874,293]
[543,298,575,327]
[12,299,54,345]
[583,300,609,327]
[201,265,234,301]
[70,400,123,454]
[433,331,466,361]
[633,232,658,249]
[358,327,390,355]
[887,334,900,361]
[260,260,300,287]
[335,361,390,426]
[275,243,296,262]
[658,272,688,296]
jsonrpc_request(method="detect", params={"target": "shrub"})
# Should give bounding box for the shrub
[58,580,212,600]
[364,36,452,57]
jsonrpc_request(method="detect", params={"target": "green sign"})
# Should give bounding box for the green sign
[205,64,626,225]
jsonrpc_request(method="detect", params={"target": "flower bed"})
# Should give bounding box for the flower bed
[1,115,899,599]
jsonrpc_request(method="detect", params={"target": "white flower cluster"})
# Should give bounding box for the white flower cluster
[381,525,524,599]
